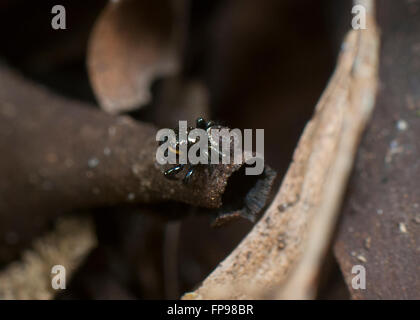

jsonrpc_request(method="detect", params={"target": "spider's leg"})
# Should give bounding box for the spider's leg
[164,164,185,179]
[183,165,196,184]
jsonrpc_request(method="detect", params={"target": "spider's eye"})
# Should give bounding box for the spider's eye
[196,117,206,128]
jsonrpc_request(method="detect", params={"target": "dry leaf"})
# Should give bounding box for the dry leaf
[87,0,182,114]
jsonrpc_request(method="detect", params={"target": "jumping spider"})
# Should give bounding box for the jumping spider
[160,117,225,183]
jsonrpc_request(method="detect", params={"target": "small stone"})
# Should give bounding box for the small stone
[357,255,367,263]
[277,235,286,250]
[278,203,288,212]
[88,157,99,168]
[413,214,420,224]
[377,209,383,215]
[103,147,111,156]
[396,119,408,131]
[127,193,135,201]
[399,222,408,233]
[364,237,371,249]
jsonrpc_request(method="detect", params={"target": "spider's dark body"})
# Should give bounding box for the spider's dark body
[162,117,223,183]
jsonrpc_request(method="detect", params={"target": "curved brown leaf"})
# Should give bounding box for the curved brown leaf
[87,0,181,114]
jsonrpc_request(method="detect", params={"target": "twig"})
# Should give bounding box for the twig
[0,64,275,263]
